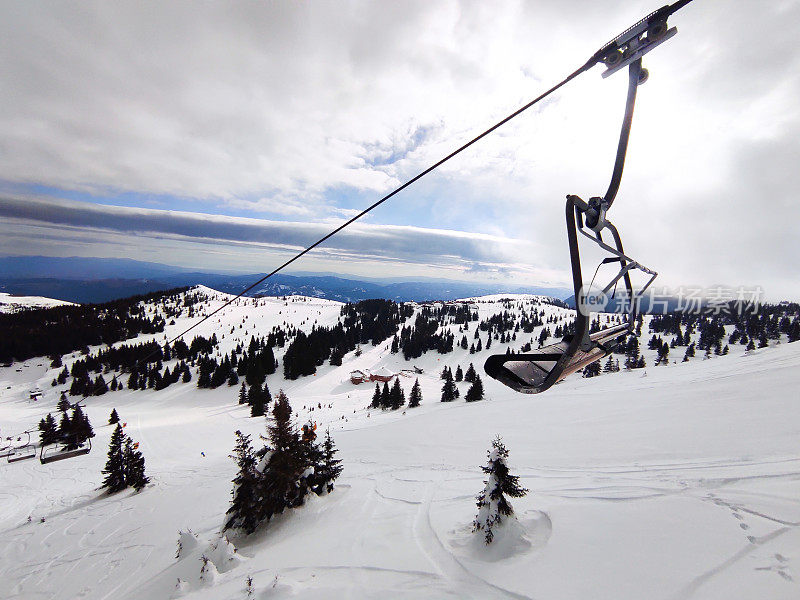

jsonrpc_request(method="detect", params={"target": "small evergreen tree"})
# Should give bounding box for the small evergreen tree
[249,382,265,417]
[57,395,71,413]
[38,414,58,446]
[124,436,149,491]
[260,391,306,520]
[101,424,127,493]
[464,363,476,383]
[316,428,343,494]
[94,374,109,395]
[583,361,601,377]
[238,382,248,405]
[109,408,120,425]
[473,436,528,545]
[225,430,262,532]
[381,381,391,409]
[70,405,94,448]
[370,382,382,409]
[441,369,457,402]
[455,365,463,382]
[409,378,422,408]
[389,378,405,410]
[58,411,71,443]
[464,375,484,402]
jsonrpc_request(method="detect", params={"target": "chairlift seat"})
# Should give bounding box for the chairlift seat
[40,439,92,464]
[485,323,629,393]
[8,446,36,463]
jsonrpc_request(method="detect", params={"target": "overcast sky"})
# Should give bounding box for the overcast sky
[1,0,798,299]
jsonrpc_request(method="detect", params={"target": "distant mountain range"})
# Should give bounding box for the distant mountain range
[0,256,570,304]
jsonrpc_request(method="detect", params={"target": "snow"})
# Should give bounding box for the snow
[372,365,394,378]
[1,289,799,599]
[0,292,74,313]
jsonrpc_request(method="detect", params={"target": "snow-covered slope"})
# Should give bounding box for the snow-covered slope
[1,288,799,599]
[0,292,74,313]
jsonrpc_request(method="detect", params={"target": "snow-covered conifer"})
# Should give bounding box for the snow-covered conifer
[473,436,528,544]
[225,430,262,532]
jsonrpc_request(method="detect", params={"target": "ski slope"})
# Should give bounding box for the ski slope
[1,289,799,599]
[0,292,74,313]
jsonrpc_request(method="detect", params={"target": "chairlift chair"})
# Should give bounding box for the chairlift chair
[0,436,13,458]
[483,7,682,393]
[7,432,36,463]
[40,437,92,465]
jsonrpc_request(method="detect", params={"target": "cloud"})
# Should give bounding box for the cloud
[0,195,563,282]
[0,1,798,298]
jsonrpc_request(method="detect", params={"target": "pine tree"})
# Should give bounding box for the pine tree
[260,391,307,520]
[370,382,382,409]
[39,414,58,446]
[70,405,94,448]
[389,378,405,410]
[102,424,127,493]
[464,375,484,402]
[409,378,422,408]
[316,428,343,494]
[441,368,457,402]
[249,382,265,417]
[94,374,109,395]
[381,381,391,409]
[225,430,262,532]
[238,382,248,405]
[57,395,71,413]
[473,436,528,545]
[464,363,476,383]
[124,436,149,491]
[583,361,601,377]
[108,408,120,425]
[58,411,71,443]
[455,365,463,382]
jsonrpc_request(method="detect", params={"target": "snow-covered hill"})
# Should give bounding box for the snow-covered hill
[0,292,74,313]
[1,287,799,599]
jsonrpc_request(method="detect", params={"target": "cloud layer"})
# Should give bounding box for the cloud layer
[1,1,799,298]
